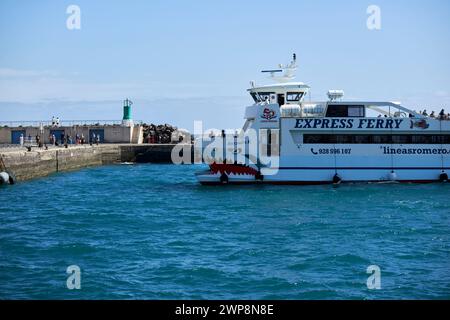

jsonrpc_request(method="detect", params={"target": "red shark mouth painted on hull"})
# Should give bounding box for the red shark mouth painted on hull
[209,163,258,176]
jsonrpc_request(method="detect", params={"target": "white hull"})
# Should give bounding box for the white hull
[197,134,450,185]
[197,138,450,185]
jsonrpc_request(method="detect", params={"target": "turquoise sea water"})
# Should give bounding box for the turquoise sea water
[0,164,449,299]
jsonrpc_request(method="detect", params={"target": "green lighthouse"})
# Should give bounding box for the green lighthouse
[122,98,133,127]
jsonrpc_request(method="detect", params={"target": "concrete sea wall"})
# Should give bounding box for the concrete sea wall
[0,144,193,183]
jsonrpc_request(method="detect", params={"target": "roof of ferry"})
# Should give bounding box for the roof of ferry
[247,82,310,92]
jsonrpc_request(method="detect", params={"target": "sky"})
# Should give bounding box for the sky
[0,0,449,131]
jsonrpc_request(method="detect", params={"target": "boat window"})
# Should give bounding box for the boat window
[336,135,352,144]
[303,134,450,144]
[391,135,411,144]
[325,105,365,117]
[260,93,274,102]
[353,135,371,144]
[325,105,348,117]
[286,92,304,102]
[372,135,391,144]
[412,135,432,144]
[431,135,450,144]
[348,106,365,117]
[251,92,275,103]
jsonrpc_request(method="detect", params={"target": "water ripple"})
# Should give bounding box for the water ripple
[0,164,449,299]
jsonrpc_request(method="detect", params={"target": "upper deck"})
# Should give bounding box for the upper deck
[279,101,424,119]
[245,55,449,132]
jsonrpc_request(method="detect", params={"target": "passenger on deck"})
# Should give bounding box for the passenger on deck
[430,111,436,118]
[439,109,445,119]
[422,110,428,116]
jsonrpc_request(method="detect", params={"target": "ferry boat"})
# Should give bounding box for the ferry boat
[195,55,450,185]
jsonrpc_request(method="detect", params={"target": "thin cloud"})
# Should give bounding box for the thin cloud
[0,67,230,103]
[0,68,59,78]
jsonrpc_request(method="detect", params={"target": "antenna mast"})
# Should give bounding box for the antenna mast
[261,53,298,83]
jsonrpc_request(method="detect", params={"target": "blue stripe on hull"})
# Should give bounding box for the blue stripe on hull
[200,179,440,186]
[279,167,450,170]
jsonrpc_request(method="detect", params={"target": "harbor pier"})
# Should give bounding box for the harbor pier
[0,111,195,184]
[0,144,193,183]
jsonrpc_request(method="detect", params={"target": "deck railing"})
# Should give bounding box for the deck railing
[0,120,143,127]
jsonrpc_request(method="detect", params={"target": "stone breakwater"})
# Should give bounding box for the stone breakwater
[0,144,193,183]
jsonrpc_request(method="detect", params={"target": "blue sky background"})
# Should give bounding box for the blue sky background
[0,0,449,130]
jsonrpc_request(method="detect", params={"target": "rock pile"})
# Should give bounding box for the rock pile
[142,123,177,144]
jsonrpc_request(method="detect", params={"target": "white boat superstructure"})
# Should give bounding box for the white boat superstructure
[196,55,450,185]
